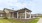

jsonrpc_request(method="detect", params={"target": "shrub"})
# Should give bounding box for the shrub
[4,17,8,19]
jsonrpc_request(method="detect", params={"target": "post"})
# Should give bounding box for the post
[30,12,31,18]
[17,12,18,19]
[25,10,26,19]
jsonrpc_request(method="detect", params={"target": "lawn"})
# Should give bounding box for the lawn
[0,18,39,23]
[26,18,39,23]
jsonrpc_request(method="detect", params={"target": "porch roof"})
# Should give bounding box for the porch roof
[15,8,32,13]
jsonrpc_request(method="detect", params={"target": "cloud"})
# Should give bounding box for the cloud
[31,0,42,14]
[9,0,32,10]
[0,0,32,13]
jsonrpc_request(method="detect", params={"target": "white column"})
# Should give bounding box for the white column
[17,12,18,18]
[30,12,31,18]
[25,10,26,19]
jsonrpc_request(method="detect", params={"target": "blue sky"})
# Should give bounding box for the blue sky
[0,0,42,14]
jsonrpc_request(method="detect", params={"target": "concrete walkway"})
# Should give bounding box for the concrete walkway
[37,18,42,23]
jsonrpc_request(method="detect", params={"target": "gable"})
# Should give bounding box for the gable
[3,8,14,13]
[4,9,9,13]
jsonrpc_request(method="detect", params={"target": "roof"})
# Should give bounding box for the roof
[16,8,32,12]
[3,8,32,13]
[0,10,4,13]
[4,8,14,12]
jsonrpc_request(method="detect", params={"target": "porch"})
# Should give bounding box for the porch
[14,8,32,19]
[17,11,31,19]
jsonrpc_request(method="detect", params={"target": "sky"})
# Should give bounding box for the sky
[0,0,42,14]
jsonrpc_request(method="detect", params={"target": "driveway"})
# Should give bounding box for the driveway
[37,18,42,23]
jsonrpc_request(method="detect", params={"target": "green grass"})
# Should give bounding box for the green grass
[26,18,39,23]
[0,18,39,23]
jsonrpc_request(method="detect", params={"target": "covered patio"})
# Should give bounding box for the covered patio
[16,8,32,19]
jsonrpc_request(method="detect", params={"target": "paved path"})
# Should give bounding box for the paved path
[37,18,42,23]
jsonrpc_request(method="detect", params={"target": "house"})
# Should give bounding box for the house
[31,14,42,18]
[0,8,32,19]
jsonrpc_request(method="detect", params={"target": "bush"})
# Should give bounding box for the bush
[4,17,8,19]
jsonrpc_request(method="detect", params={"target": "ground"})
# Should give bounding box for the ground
[37,18,42,23]
[0,18,39,23]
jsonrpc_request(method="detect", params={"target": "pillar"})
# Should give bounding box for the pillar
[25,10,26,19]
[30,12,31,18]
[17,12,18,18]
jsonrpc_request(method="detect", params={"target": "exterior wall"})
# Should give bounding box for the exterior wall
[11,12,14,18]
[4,9,12,19]
[0,13,6,18]
[6,13,14,19]
[2,13,6,17]
[6,13,9,18]
[8,13,11,19]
